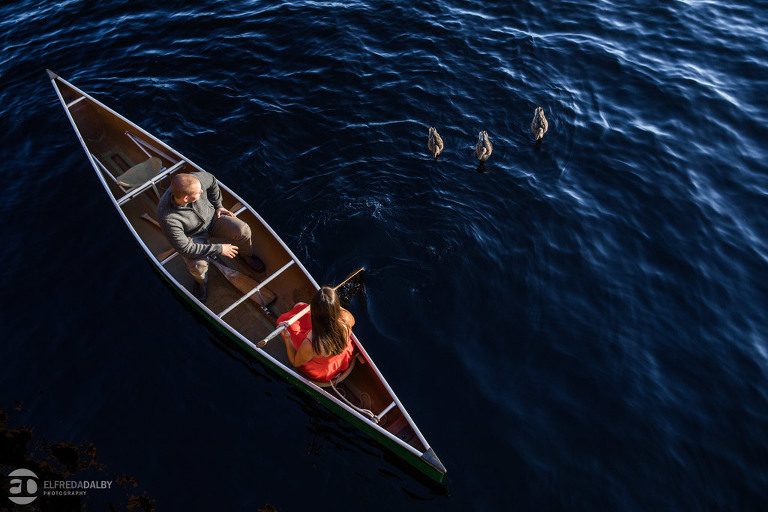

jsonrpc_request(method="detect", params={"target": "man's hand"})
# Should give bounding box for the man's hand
[221,244,239,258]
[216,208,234,218]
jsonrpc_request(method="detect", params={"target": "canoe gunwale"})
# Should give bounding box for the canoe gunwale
[49,71,445,482]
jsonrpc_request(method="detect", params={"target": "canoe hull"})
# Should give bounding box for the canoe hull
[48,70,446,482]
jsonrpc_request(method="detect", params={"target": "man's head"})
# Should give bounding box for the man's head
[170,174,202,205]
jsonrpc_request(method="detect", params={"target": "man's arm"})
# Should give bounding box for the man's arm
[161,217,222,258]
[200,172,223,210]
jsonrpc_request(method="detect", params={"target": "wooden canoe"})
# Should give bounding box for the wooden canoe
[47,70,446,482]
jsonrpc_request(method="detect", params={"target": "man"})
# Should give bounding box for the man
[156,172,265,303]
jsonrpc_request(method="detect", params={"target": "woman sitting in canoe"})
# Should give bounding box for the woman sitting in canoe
[277,286,355,382]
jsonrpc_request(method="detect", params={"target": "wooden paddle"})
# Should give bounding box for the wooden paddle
[139,212,277,306]
[334,267,365,291]
[140,212,162,230]
[256,267,365,348]
[209,258,277,306]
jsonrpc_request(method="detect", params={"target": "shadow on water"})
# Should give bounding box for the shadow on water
[284,388,450,498]
[149,262,281,385]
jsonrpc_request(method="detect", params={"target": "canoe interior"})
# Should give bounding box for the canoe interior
[54,78,433,463]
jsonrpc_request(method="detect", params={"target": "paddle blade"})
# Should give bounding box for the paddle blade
[210,259,278,306]
[335,267,366,307]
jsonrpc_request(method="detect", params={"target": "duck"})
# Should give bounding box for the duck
[427,127,444,160]
[531,107,548,141]
[475,131,492,162]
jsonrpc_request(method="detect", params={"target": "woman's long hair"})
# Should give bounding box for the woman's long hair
[310,286,348,356]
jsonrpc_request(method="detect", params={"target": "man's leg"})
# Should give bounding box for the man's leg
[209,215,265,272]
[182,254,209,302]
[180,234,210,302]
[184,256,209,284]
[209,215,252,255]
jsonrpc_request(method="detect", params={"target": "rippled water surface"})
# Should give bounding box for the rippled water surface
[2,0,768,510]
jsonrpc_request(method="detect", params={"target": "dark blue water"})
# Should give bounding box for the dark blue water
[2,0,768,510]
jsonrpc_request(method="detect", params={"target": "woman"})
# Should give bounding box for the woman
[277,286,356,382]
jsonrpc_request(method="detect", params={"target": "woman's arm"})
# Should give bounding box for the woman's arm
[281,329,316,367]
[340,308,355,328]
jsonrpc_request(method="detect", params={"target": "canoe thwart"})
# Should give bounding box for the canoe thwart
[210,258,278,306]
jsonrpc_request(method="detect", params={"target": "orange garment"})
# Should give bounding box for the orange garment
[277,303,354,382]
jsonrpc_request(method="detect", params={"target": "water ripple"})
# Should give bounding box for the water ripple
[2,0,768,509]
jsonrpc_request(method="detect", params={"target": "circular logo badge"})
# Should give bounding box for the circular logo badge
[8,468,39,505]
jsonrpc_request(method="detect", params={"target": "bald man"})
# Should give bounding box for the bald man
[156,171,265,302]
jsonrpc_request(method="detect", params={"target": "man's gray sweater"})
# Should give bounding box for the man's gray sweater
[156,171,224,258]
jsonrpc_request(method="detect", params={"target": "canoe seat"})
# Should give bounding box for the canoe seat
[117,157,162,188]
[309,357,356,388]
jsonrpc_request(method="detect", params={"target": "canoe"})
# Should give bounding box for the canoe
[47,70,446,482]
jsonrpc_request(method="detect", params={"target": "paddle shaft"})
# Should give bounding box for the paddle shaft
[334,267,364,291]
[256,305,310,348]
[256,267,365,348]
